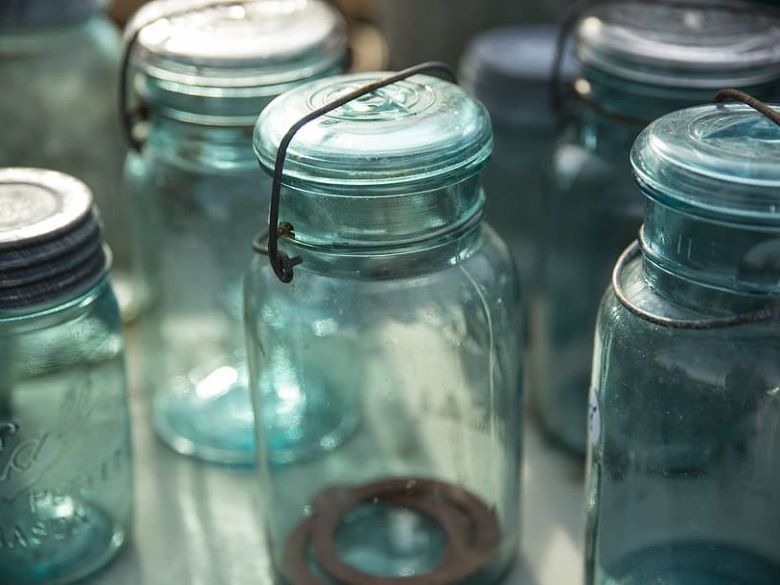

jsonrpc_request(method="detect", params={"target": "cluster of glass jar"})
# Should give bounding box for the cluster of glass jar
[2,0,780,584]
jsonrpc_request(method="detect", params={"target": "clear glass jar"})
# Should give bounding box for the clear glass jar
[460,26,576,285]
[0,168,132,584]
[248,72,523,584]
[123,0,348,464]
[587,102,780,584]
[0,0,143,320]
[534,1,780,456]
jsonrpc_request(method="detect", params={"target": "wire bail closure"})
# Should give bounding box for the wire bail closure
[253,62,458,284]
[613,91,780,330]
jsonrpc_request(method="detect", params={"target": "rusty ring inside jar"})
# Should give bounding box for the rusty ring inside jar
[283,478,500,585]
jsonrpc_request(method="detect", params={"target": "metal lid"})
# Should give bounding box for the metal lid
[577,1,780,88]
[632,103,780,222]
[0,169,107,310]
[0,0,108,28]
[254,72,493,188]
[129,0,348,101]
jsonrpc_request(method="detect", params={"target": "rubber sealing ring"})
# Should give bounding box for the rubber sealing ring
[311,478,500,585]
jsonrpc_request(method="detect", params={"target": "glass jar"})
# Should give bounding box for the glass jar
[460,26,576,285]
[534,0,780,456]
[0,168,132,584]
[247,71,523,584]
[587,102,780,584]
[123,0,348,464]
[0,0,143,320]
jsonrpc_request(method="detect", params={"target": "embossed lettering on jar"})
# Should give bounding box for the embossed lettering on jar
[0,168,132,585]
[247,72,523,584]
[122,0,348,464]
[534,0,780,456]
[587,103,780,585]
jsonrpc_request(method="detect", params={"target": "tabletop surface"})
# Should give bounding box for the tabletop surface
[91,336,586,585]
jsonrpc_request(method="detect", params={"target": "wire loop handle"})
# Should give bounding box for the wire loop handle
[254,61,457,284]
[714,89,780,127]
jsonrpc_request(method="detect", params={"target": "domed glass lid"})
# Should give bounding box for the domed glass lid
[577,1,780,88]
[130,0,347,90]
[254,72,493,188]
[632,103,780,222]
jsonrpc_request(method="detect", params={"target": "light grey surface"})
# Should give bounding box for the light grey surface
[91,336,586,585]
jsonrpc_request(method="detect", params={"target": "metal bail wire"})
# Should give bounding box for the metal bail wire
[254,61,458,284]
[613,91,780,330]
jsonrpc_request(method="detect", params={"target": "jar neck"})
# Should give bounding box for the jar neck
[285,213,486,280]
[571,67,777,153]
[641,198,780,302]
[145,114,257,170]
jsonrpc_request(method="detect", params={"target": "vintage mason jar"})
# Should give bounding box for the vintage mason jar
[534,0,780,456]
[247,71,523,584]
[460,26,576,284]
[586,102,780,584]
[0,0,142,320]
[0,169,133,584]
[123,0,348,464]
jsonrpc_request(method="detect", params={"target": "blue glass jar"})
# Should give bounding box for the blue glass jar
[0,0,143,320]
[587,102,780,585]
[534,1,780,456]
[460,26,576,284]
[0,169,133,584]
[123,0,348,464]
[247,71,523,585]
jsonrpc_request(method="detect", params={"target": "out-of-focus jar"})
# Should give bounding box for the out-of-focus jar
[0,0,143,320]
[0,168,133,585]
[123,0,348,464]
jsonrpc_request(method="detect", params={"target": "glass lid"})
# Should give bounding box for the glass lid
[129,0,347,91]
[254,72,493,189]
[577,1,780,88]
[632,103,780,222]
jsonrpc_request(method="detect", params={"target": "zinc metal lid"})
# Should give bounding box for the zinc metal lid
[577,0,780,88]
[631,103,780,222]
[0,0,108,27]
[129,0,348,93]
[0,168,107,309]
[254,72,493,188]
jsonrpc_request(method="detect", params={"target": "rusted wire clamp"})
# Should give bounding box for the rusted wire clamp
[254,62,458,284]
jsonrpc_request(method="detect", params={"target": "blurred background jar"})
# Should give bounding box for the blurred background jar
[0,0,144,321]
[377,0,574,69]
[247,71,523,584]
[533,0,780,457]
[0,168,132,585]
[588,101,780,585]
[460,26,576,287]
[123,0,348,465]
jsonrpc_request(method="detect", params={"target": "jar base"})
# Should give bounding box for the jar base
[593,542,780,585]
[153,361,256,466]
[0,498,127,585]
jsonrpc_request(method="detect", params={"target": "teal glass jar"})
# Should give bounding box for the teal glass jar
[0,0,143,320]
[460,26,576,284]
[247,71,523,585]
[0,169,133,584]
[123,0,348,464]
[587,102,780,585]
[534,0,780,456]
